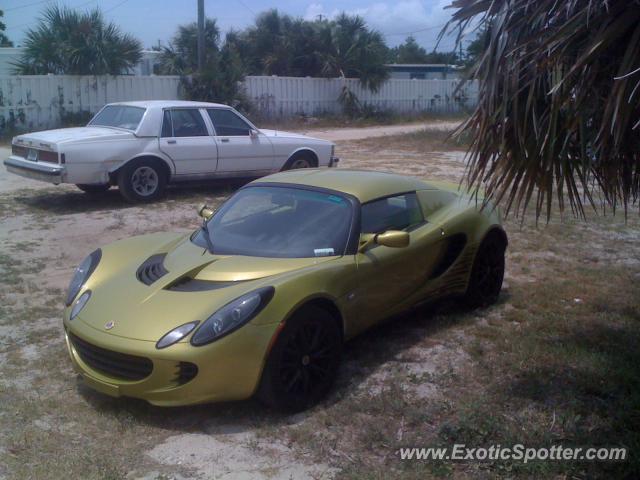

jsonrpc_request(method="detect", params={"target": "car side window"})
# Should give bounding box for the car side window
[360,193,424,234]
[207,109,252,136]
[161,110,173,137]
[170,109,208,137]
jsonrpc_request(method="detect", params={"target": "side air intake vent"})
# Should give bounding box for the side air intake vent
[136,254,169,285]
[430,233,467,279]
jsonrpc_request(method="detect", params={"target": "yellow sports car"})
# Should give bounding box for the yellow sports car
[63,170,507,411]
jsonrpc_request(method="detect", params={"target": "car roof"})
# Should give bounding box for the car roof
[252,169,437,203]
[106,100,230,109]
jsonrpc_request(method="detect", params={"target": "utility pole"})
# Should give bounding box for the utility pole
[197,0,205,72]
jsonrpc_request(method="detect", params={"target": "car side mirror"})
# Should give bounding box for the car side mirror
[249,129,259,138]
[358,230,409,252]
[198,204,215,221]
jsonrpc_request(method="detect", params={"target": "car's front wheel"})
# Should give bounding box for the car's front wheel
[258,305,342,412]
[76,184,110,194]
[117,159,167,203]
[283,152,315,170]
[464,231,506,308]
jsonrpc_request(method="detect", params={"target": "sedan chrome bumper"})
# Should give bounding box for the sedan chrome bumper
[329,156,340,167]
[4,155,65,184]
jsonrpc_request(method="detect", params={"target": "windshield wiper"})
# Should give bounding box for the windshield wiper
[200,220,215,254]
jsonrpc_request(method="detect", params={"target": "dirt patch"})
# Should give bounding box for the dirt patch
[1,125,639,479]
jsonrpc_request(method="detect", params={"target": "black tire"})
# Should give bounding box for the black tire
[76,184,110,194]
[282,152,316,171]
[258,305,342,412]
[117,158,167,203]
[464,231,506,308]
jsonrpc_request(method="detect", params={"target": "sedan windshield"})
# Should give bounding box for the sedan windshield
[88,105,146,130]
[192,186,354,258]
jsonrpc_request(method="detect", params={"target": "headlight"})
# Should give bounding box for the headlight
[156,321,199,349]
[70,290,91,320]
[191,287,275,346]
[66,249,101,306]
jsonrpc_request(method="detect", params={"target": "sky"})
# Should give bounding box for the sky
[2,0,466,51]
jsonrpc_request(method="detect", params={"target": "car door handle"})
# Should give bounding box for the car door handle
[167,139,177,144]
[220,138,230,143]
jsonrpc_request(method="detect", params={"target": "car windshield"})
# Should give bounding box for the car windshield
[192,186,354,258]
[88,105,146,130]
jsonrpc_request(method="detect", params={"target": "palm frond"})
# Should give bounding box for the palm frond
[445,0,640,220]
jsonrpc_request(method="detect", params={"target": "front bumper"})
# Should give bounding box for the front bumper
[329,156,340,167]
[64,316,280,406]
[4,156,65,184]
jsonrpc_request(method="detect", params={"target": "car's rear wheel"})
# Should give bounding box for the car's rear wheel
[283,152,315,170]
[76,184,110,194]
[117,159,167,203]
[258,305,342,412]
[464,231,506,308]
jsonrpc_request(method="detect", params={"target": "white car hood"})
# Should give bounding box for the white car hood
[16,126,134,146]
[260,129,324,142]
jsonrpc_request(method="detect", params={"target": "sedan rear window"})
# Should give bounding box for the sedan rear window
[89,105,146,131]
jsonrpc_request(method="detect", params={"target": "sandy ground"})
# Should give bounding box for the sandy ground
[298,121,461,142]
[1,121,639,480]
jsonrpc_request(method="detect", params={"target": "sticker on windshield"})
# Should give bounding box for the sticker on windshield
[314,248,335,257]
[327,195,344,204]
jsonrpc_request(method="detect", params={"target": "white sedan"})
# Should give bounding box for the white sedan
[4,100,339,202]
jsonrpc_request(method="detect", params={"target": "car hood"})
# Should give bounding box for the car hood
[16,126,134,146]
[259,129,324,142]
[76,233,337,341]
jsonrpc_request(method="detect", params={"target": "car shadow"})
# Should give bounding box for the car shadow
[76,294,500,434]
[11,179,252,215]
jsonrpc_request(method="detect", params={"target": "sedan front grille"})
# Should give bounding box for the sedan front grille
[69,332,153,381]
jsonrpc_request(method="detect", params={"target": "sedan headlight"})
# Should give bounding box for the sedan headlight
[66,249,101,306]
[191,287,275,346]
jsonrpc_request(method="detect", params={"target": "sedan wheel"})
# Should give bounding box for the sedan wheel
[117,159,167,203]
[258,306,342,412]
[290,157,312,169]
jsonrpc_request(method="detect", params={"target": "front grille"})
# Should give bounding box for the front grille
[69,332,153,381]
[136,254,169,285]
[175,362,198,385]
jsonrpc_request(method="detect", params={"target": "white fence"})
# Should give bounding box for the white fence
[244,76,478,118]
[0,74,478,134]
[0,75,181,133]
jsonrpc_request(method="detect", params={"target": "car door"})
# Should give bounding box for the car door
[351,192,446,332]
[206,108,274,173]
[158,108,218,175]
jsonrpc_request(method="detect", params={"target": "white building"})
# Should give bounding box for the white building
[0,47,161,75]
[386,64,464,80]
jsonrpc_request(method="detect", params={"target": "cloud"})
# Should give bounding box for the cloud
[303,1,460,49]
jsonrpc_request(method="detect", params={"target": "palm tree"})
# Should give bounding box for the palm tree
[445,0,640,220]
[158,18,220,75]
[14,5,141,75]
[315,14,389,115]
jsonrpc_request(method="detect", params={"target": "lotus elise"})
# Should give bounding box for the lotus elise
[63,169,507,411]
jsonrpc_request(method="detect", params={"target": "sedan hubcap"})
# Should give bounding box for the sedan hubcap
[291,158,311,169]
[131,166,158,196]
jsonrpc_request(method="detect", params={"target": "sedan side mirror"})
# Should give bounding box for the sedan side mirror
[198,204,215,221]
[249,129,259,138]
[358,230,409,252]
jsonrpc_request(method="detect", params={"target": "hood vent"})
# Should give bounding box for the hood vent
[166,277,240,292]
[136,254,169,285]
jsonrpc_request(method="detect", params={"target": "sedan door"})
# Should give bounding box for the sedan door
[206,108,274,174]
[158,108,218,175]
